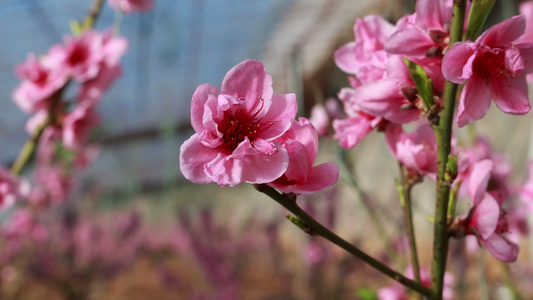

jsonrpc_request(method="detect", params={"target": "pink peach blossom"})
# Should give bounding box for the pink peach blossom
[62,103,101,149]
[109,0,154,14]
[12,54,67,113]
[180,59,297,187]
[334,14,395,83]
[385,0,459,64]
[442,15,533,127]
[332,86,385,149]
[385,122,437,179]
[457,160,518,262]
[267,118,339,194]
[78,31,128,104]
[45,30,105,82]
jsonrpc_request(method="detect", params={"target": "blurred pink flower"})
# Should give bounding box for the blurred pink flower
[79,31,128,104]
[457,160,518,262]
[12,54,67,113]
[442,15,533,127]
[334,14,395,83]
[378,266,454,300]
[109,0,154,14]
[518,1,533,43]
[180,59,297,187]
[0,167,29,210]
[385,122,437,179]
[45,30,106,82]
[308,103,330,136]
[385,0,458,63]
[62,102,101,149]
[332,87,384,149]
[268,118,339,194]
[519,160,533,214]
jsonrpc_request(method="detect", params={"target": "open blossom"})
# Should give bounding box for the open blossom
[267,118,339,194]
[180,59,297,187]
[78,31,128,104]
[453,160,518,262]
[45,30,106,82]
[442,15,533,127]
[386,0,455,63]
[12,54,67,113]
[385,122,437,179]
[62,102,101,149]
[334,14,395,83]
[109,0,154,14]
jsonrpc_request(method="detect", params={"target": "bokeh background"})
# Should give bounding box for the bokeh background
[1,0,532,299]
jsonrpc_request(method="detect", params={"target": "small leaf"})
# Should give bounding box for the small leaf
[356,288,378,300]
[405,59,434,110]
[465,0,497,41]
[69,20,83,36]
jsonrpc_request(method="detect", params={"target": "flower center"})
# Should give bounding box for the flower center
[219,98,273,152]
[473,50,509,84]
[68,43,90,67]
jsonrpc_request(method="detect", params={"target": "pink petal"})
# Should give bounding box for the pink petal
[483,234,519,262]
[490,75,530,114]
[271,163,340,195]
[385,26,434,58]
[478,15,526,48]
[204,154,244,187]
[221,59,273,114]
[290,163,339,194]
[456,75,492,127]
[240,143,289,184]
[281,139,312,182]
[190,84,221,133]
[334,42,358,74]
[469,159,493,204]
[332,116,374,149]
[471,194,499,239]
[442,42,476,84]
[258,93,297,140]
[517,43,533,73]
[504,47,525,73]
[179,134,219,184]
[415,0,450,30]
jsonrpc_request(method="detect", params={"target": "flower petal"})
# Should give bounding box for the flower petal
[204,154,244,187]
[385,26,434,58]
[490,74,530,114]
[240,143,289,184]
[483,233,519,262]
[334,42,358,74]
[191,84,221,133]
[471,194,499,239]
[281,163,340,195]
[478,15,526,48]
[221,59,273,114]
[469,159,493,204]
[258,93,297,140]
[442,42,476,84]
[179,134,218,184]
[456,75,492,127]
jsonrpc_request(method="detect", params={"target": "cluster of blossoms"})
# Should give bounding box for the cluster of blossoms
[330,0,533,264]
[179,59,339,194]
[13,29,127,150]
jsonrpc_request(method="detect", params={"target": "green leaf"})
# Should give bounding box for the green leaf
[356,288,378,300]
[405,59,433,110]
[465,0,496,41]
[69,20,83,36]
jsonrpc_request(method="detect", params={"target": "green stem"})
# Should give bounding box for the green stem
[254,184,433,298]
[430,1,466,299]
[502,262,520,300]
[397,164,421,285]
